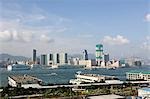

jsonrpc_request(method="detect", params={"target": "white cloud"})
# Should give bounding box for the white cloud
[0,30,33,42]
[40,34,54,43]
[143,42,150,50]
[0,30,12,41]
[145,13,150,22]
[103,35,129,45]
[146,36,150,40]
[21,32,33,42]
[142,36,150,50]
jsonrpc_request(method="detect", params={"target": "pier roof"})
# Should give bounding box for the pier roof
[9,75,42,84]
[127,70,150,74]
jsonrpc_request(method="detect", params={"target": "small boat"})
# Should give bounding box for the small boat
[50,73,57,75]
[51,64,58,69]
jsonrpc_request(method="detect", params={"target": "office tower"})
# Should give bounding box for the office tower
[53,53,60,64]
[59,53,68,65]
[47,53,53,66]
[56,53,59,63]
[83,49,88,60]
[103,53,109,66]
[103,53,109,63]
[65,53,68,63]
[40,54,47,65]
[49,54,53,61]
[32,49,36,64]
[95,44,103,66]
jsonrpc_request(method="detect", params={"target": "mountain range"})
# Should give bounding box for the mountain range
[0,53,29,61]
[0,53,95,62]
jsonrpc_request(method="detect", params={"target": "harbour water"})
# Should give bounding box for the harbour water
[0,65,150,87]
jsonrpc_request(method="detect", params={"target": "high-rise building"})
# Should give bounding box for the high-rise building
[103,53,109,62]
[40,54,47,65]
[95,44,103,66]
[41,53,68,66]
[59,53,68,65]
[53,53,60,65]
[47,54,53,65]
[102,53,109,66]
[83,50,88,60]
[32,49,36,64]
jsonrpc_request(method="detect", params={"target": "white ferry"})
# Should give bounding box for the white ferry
[69,71,118,84]
[7,64,31,71]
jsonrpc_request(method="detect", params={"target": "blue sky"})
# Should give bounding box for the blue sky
[0,0,150,59]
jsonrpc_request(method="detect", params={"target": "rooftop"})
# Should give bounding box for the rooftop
[127,70,150,74]
[87,94,125,99]
[9,75,42,84]
[77,73,115,78]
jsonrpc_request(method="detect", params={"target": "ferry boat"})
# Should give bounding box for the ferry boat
[7,64,31,71]
[69,71,117,84]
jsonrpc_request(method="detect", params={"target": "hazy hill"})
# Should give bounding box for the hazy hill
[68,53,95,59]
[0,53,29,61]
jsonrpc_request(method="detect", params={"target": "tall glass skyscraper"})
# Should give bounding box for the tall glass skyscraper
[40,54,47,65]
[95,44,103,66]
[32,49,36,64]
[83,49,88,60]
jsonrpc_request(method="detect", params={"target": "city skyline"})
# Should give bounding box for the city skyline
[0,0,150,59]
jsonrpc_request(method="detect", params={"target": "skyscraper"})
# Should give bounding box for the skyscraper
[47,53,53,65]
[95,44,103,66]
[103,53,109,66]
[32,49,36,64]
[53,53,60,65]
[40,54,47,65]
[83,49,88,60]
[59,53,68,64]
[103,53,109,63]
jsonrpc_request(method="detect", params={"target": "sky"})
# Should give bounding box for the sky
[0,0,150,59]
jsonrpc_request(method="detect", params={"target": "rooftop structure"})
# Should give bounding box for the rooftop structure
[126,71,150,81]
[8,75,42,88]
[87,94,125,99]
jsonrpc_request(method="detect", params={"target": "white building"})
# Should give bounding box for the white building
[41,53,68,66]
[79,60,96,68]
[126,71,150,81]
[107,60,120,68]
[68,58,80,65]
[79,60,92,68]
[59,53,68,65]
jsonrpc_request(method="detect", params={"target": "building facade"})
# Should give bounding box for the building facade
[83,49,88,60]
[32,49,36,64]
[40,54,47,65]
[95,44,103,66]
[46,53,68,66]
[59,53,68,65]
[126,71,150,81]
